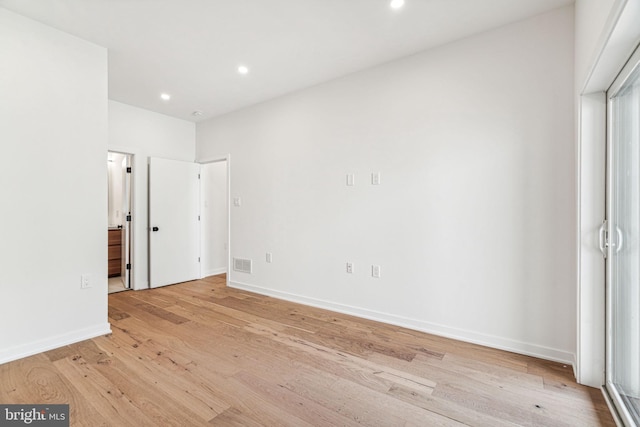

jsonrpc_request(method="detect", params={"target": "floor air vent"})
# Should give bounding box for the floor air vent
[233,258,252,274]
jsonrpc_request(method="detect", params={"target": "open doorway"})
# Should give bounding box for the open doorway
[200,159,229,279]
[108,151,133,293]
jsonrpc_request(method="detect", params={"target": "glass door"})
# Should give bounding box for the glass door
[606,45,640,426]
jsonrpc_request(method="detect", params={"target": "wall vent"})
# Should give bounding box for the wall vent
[233,258,252,274]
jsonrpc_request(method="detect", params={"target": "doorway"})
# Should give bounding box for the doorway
[200,159,229,279]
[605,45,640,426]
[108,151,133,293]
[147,156,229,288]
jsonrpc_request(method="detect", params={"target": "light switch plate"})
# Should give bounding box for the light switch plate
[372,265,381,278]
[81,274,92,289]
[372,172,381,185]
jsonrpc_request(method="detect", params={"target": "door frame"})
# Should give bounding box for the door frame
[577,0,640,390]
[198,154,231,286]
[121,153,132,289]
[108,150,134,291]
[604,43,640,427]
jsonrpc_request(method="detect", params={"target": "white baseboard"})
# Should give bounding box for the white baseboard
[203,267,227,278]
[229,280,575,366]
[0,323,112,366]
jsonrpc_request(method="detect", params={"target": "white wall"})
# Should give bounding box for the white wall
[108,100,196,290]
[201,161,228,276]
[0,8,110,363]
[197,7,575,363]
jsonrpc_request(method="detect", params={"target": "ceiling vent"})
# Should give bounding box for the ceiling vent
[233,258,252,274]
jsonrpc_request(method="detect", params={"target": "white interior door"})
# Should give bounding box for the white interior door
[149,157,200,288]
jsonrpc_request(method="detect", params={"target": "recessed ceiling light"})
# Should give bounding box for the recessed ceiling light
[390,0,405,10]
[160,93,171,101]
[237,65,249,75]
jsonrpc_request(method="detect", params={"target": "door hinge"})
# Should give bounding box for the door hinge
[126,167,132,173]
[198,173,201,179]
[126,263,131,270]
[126,214,132,222]
[198,215,200,221]
[198,257,200,263]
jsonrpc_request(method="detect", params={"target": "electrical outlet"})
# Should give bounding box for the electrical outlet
[81,274,92,289]
[346,262,353,274]
[346,174,355,186]
[266,252,272,263]
[372,265,381,278]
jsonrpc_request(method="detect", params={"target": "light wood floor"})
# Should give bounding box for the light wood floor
[1,274,614,426]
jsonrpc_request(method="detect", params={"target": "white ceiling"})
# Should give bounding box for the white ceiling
[1,0,573,122]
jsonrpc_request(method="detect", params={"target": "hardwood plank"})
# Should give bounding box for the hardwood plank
[230,370,356,427]
[128,298,190,325]
[0,354,110,426]
[163,296,249,328]
[53,356,155,427]
[281,370,460,426]
[126,289,177,309]
[0,275,615,426]
[108,304,131,321]
[371,351,613,426]
[243,322,436,386]
[109,317,242,378]
[93,335,230,419]
[386,382,518,427]
[43,345,74,363]
[69,340,207,426]
[209,407,265,426]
